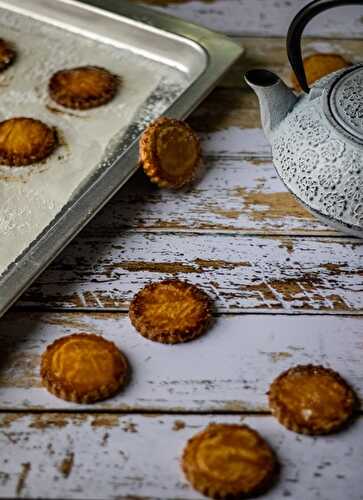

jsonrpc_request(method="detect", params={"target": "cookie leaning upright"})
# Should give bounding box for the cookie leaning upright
[129,279,212,344]
[139,117,201,188]
[268,364,357,435]
[41,333,129,403]
[181,424,278,499]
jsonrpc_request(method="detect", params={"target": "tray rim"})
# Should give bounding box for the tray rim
[0,0,243,317]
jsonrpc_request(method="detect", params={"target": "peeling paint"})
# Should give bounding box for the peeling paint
[123,421,138,433]
[20,232,363,313]
[58,452,74,478]
[38,314,99,331]
[209,208,241,220]
[194,258,250,269]
[91,415,120,428]
[107,262,196,275]
[0,414,23,428]
[30,415,69,430]
[29,414,86,430]
[101,432,109,446]
[16,462,30,496]
[234,187,312,222]
[0,471,10,486]
[270,351,293,362]
[172,420,186,431]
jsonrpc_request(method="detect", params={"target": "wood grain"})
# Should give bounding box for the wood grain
[2,3,362,500]
[0,311,361,411]
[188,89,269,157]
[1,413,362,499]
[133,0,363,38]
[19,234,363,312]
[76,159,333,236]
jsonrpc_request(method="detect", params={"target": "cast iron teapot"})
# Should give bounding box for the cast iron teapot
[245,0,363,237]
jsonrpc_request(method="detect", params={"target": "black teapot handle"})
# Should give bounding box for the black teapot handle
[287,0,363,93]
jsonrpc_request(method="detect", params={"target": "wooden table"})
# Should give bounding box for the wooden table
[1,1,362,499]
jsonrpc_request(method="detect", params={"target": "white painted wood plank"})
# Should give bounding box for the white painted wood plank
[190,95,298,159]
[1,413,362,499]
[136,0,363,38]
[200,127,270,158]
[21,234,363,312]
[0,312,361,411]
[81,158,330,235]
[188,89,270,158]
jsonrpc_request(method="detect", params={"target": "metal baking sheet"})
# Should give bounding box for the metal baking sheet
[0,0,243,317]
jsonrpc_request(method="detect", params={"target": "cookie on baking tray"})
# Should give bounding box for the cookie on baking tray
[0,38,16,72]
[290,53,351,91]
[268,364,357,435]
[49,65,119,110]
[139,117,201,189]
[181,423,278,499]
[129,279,212,344]
[41,333,129,403]
[0,117,57,166]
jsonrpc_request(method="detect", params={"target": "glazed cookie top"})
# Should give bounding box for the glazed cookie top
[0,117,57,166]
[182,424,277,499]
[41,333,129,403]
[269,364,357,435]
[49,66,119,110]
[129,279,212,344]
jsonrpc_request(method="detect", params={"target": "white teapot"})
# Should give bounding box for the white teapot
[245,0,363,237]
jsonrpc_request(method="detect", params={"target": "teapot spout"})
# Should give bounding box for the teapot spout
[245,69,298,142]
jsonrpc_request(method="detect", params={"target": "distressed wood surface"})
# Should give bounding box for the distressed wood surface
[1,413,362,500]
[134,0,363,38]
[20,234,363,312]
[70,159,332,235]
[0,311,362,411]
[189,88,270,158]
[3,3,363,499]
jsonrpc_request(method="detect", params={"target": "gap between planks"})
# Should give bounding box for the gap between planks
[2,413,362,500]
[18,232,363,312]
[12,306,363,316]
[1,311,361,412]
[0,408,361,416]
[63,227,352,237]
[0,409,270,416]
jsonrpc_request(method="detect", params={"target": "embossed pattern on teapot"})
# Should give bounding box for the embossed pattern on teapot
[272,67,363,232]
[245,0,363,238]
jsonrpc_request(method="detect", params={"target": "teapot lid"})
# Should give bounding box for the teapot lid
[327,65,363,144]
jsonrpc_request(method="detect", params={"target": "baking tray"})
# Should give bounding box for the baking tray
[0,0,243,317]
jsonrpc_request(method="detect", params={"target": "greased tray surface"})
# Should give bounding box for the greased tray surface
[0,0,243,317]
